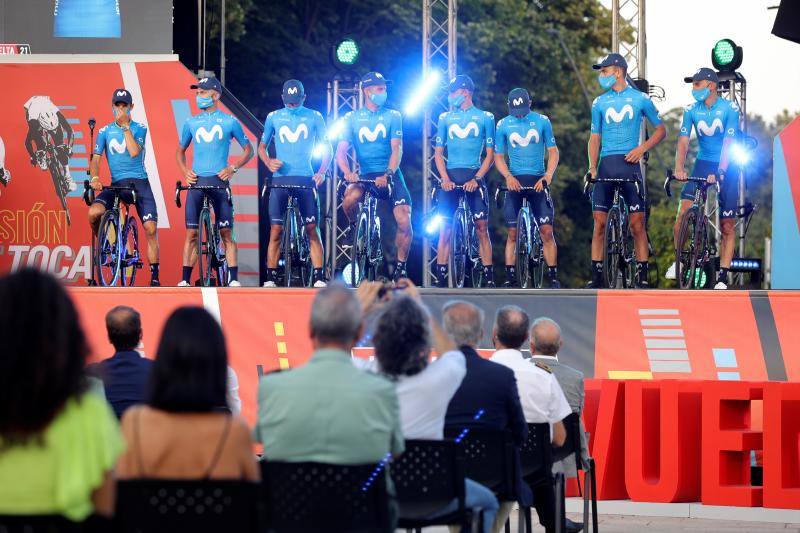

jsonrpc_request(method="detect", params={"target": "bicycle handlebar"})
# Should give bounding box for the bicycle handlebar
[83,179,136,206]
[663,169,719,199]
[583,172,640,197]
[260,182,318,200]
[175,181,232,209]
[494,183,552,209]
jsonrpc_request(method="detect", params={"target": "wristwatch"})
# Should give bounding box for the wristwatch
[231,165,239,174]
[119,125,130,132]
[385,168,395,180]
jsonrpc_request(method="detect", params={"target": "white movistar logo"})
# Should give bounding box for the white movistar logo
[108,138,127,154]
[287,87,298,95]
[630,204,641,211]
[358,124,387,143]
[448,122,479,139]
[605,104,634,123]
[278,124,309,143]
[195,125,224,143]
[539,216,550,224]
[697,118,723,136]
[509,129,540,148]
[513,97,525,106]
[142,213,154,222]
[116,90,127,97]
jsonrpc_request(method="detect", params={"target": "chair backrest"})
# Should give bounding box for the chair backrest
[391,439,465,519]
[443,427,516,500]
[0,515,84,533]
[520,422,553,477]
[260,461,391,533]
[115,479,259,533]
[552,412,582,466]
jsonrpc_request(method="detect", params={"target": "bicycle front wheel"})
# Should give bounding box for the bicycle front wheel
[515,209,531,288]
[297,212,312,288]
[197,208,215,286]
[530,225,546,289]
[96,210,121,286]
[450,208,467,288]
[469,222,484,288]
[121,217,140,286]
[351,212,369,286]
[676,207,700,289]
[603,207,622,289]
[282,209,295,287]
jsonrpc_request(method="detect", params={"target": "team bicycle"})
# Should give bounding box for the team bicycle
[85,57,753,289]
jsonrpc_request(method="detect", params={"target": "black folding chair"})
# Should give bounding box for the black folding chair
[260,461,392,533]
[392,439,476,532]
[443,428,517,500]
[0,515,88,533]
[114,479,259,533]
[553,413,598,533]
[513,423,553,533]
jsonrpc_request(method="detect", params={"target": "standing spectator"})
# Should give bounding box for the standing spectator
[531,317,589,533]
[442,301,529,533]
[490,307,572,533]
[255,283,404,464]
[368,280,499,533]
[0,269,123,521]
[116,307,258,481]
[87,306,153,419]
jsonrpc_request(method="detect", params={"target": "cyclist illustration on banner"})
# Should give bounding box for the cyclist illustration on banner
[23,95,76,224]
[0,134,10,197]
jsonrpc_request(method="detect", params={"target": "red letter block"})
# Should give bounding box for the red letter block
[588,380,627,500]
[625,380,702,502]
[701,381,764,506]
[763,382,800,509]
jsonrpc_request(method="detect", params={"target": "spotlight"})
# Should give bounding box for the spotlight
[312,143,328,158]
[326,118,347,141]
[404,70,442,116]
[425,214,443,236]
[332,38,360,69]
[712,38,743,72]
[730,143,751,166]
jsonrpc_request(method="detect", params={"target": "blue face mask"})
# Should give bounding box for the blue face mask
[196,95,214,109]
[448,93,465,108]
[598,74,617,90]
[692,88,711,102]
[369,91,387,107]
[112,106,131,118]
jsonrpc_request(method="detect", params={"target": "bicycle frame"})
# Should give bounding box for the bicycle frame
[264,183,317,287]
[495,184,551,288]
[345,178,392,286]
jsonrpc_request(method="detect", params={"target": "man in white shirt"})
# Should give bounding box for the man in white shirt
[490,305,571,533]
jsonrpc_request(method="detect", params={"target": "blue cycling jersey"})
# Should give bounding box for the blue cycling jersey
[93,121,148,181]
[495,111,557,176]
[679,97,740,163]
[179,109,250,176]
[590,84,662,158]
[261,106,328,178]
[340,107,402,174]
[434,106,495,170]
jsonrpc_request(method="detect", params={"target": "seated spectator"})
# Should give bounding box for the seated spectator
[442,301,529,533]
[0,269,123,521]
[490,307,572,533]
[87,306,153,419]
[368,280,498,533]
[116,307,258,481]
[255,282,404,464]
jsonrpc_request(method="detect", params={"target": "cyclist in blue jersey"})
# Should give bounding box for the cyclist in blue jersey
[495,88,561,288]
[587,53,666,288]
[336,71,412,281]
[433,75,496,288]
[176,77,254,287]
[88,89,160,286]
[669,68,740,289]
[258,79,330,288]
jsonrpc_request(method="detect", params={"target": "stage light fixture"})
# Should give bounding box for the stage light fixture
[333,38,360,68]
[712,39,743,72]
[404,70,442,116]
[424,214,443,236]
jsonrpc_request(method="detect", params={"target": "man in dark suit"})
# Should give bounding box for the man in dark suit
[442,300,529,533]
[86,306,153,418]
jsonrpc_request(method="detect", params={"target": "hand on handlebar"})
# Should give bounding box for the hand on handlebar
[505,175,522,193]
[463,179,479,193]
[674,169,688,181]
[441,177,456,192]
[534,175,551,193]
[375,175,389,188]
[706,173,717,184]
[345,172,360,183]
[90,178,104,192]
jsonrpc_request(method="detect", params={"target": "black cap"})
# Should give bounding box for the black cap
[190,76,222,93]
[282,79,305,104]
[507,88,531,114]
[684,67,719,84]
[361,71,392,88]
[592,53,628,70]
[448,74,475,93]
[111,88,132,105]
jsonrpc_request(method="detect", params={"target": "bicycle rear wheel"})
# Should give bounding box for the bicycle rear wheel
[603,207,622,288]
[121,217,140,286]
[197,208,215,286]
[469,222,484,288]
[282,208,295,287]
[621,217,636,288]
[676,208,700,289]
[369,217,382,281]
[214,225,228,287]
[531,224,546,289]
[515,209,531,288]
[297,211,312,287]
[351,212,369,286]
[96,210,121,286]
[450,208,468,288]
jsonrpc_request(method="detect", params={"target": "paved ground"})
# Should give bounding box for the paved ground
[407,511,800,532]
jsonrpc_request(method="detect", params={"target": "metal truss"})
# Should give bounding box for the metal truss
[422,0,457,287]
